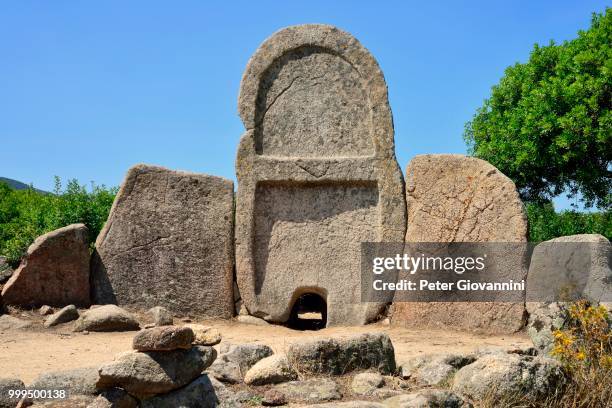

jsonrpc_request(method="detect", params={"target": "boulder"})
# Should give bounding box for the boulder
[39,305,54,316]
[526,234,611,352]
[273,378,342,404]
[91,164,235,318]
[383,389,471,408]
[0,378,25,408]
[0,315,32,331]
[97,346,216,397]
[208,377,249,408]
[451,353,564,400]
[139,375,217,408]
[527,234,611,305]
[286,333,396,375]
[147,306,173,326]
[351,372,384,396]
[30,367,100,396]
[185,324,222,346]
[74,305,139,332]
[86,388,137,408]
[44,305,79,328]
[132,326,194,351]
[392,154,528,333]
[1,224,90,308]
[262,390,286,407]
[208,343,273,383]
[244,354,297,385]
[399,353,475,386]
[526,302,568,354]
[235,25,406,327]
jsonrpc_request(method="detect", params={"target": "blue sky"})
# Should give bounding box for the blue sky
[1,1,607,209]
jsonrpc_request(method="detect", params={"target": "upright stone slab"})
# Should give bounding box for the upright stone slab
[2,224,90,307]
[235,25,406,326]
[391,154,529,333]
[91,164,234,318]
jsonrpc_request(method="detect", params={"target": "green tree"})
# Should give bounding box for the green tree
[0,178,117,266]
[464,9,611,209]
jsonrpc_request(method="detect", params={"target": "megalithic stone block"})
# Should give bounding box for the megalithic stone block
[391,154,529,333]
[91,164,234,318]
[235,24,406,326]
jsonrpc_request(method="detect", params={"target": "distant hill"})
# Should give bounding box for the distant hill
[0,177,49,194]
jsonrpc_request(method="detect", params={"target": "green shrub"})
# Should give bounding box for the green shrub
[527,202,611,242]
[0,177,117,267]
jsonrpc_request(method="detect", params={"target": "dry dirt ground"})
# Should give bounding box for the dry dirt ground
[0,309,531,384]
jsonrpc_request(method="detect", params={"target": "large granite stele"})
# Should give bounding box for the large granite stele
[391,154,529,333]
[91,164,234,318]
[235,24,406,326]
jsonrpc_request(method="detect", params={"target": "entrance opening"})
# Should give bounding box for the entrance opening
[287,293,327,330]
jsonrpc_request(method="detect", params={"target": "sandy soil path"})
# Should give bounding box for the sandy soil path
[0,312,531,384]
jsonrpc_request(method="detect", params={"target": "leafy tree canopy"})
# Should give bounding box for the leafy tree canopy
[465,8,611,209]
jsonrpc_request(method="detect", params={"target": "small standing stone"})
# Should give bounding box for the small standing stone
[147,306,173,326]
[1,224,91,307]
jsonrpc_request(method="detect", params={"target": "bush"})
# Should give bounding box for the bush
[0,177,117,267]
[526,202,611,242]
[464,8,612,209]
[550,301,612,408]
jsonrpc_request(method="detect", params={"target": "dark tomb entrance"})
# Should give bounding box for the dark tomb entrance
[287,293,327,330]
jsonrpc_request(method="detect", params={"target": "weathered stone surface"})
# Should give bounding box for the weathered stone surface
[97,346,216,397]
[526,234,611,353]
[286,333,396,375]
[0,315,32,330]
[208,343,273,383]
[73,305,139,332]
[30,367,99,396]
[236,315,269,326]
[351,372,384,396]
[91,164,234,318]
[1,224,90,308]
[147,306,173,326]
[139,375,217,408]
[39,305,53,316]
[451,353,564,400]
[526,302,568,354]
[0,257,13,285]
[244,353,297,385]
[87,388,138,408]
[185,324,222,346]
[235,24,406,327]
[392,154,528,333]
[399,353,475,386]
[132,325,194,351]
[383,390,471,408]
[273,378,342,404]
[527,234,611,305]
[1,378,25,408]
[262,389,286,406]
[44,305,79,328]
